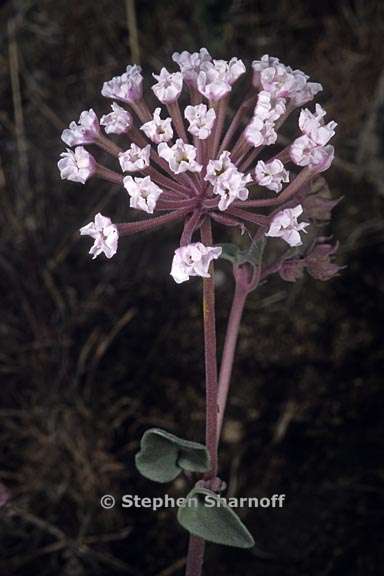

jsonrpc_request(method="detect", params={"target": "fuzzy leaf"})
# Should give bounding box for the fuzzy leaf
[177,487,255,548]
[218,243,242,264]
[239,236,266,267]
[135,428,210,483]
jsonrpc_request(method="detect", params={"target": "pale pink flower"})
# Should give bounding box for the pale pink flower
[61,109,100,146]
[140,108,173,143]
[101,65,143,103]
[245,116,277,147]
[197,61,232,101]
[170,243,222,284]
[254,91,286,122]
[213,170,252,211]
[172,48,212,87]
[123,175,162,214]
[260,62,297,98]
[61,49,338,279]
[212,57,246,85]
[158,139,202,174]
[291,81,322,106]
[184,104,216,140]
[290,135,335,172]
[204,151,234,185]
[266,205,309,246]
[152,68,183,103]
[254,159,289,193]
[251,55,280,88]
[119,144,151,172]
[252,55,323,105]
[100,102,133,134]
[298,104,337,146]
[306,144,335,173]
[58,146,96,183]
[80,213,119,259]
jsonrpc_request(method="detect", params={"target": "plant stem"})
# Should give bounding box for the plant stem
[200,218,218,479]
[185,217,218,576]
[217,275,248,439]
[185,536,205,576]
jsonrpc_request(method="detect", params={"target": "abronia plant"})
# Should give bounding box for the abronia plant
[58,48,341,576]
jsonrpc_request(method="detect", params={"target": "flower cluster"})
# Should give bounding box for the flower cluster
[58,48,340,284]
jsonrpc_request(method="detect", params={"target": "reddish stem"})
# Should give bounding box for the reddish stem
[200,218,219,478]
[185,536,205,576]
[179,209,202,246]
[217,271,249,438]
[167,100,189,142]
[184,217,218,576]
[233,167,313,208]
[116,209,188,236]
[226,206,269,226]
[219,93,256,155]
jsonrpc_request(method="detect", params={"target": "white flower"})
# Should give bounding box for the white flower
[170,243,222,284]
[245,116,277,147]
[254,91,286,122]
[252,55,280,88]
[205,151,234,185]
[80,213,119,260]
[61,109,100,146]
[119,144,151,172]
[58,146,96,184]
[101,65,143,103]
[140,108,173,143]
[260,62,297,98]
[290,139,335,173]
[172,48,212,86]
[212,57,246,85]
[158,139,202,174]
[291,81,323,106]
[290,135,314,166]
[123,175,162,214]
[213,170,252,211]
[184,104,216,139]
[252,55,323,104]
[298,104,337,146]
[265,205,309,246]
[152,68,183,103]
[197,60,232,101]
[308,144,334,173]
[254,159,289,193]
[100,102,133,134]
[290,104,336,173]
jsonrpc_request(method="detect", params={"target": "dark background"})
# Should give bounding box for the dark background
[0,0,383,574]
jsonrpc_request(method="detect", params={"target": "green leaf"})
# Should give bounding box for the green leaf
[239,236,266,267]
[218,243,242,264]
[135,428,210,483]
[219,238,266,270]
[177,487,255,548]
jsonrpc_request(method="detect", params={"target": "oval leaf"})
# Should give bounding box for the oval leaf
[177,487,255,548]
[135,428,210,483]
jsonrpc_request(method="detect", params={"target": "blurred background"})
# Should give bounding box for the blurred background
[0,0,383,574]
